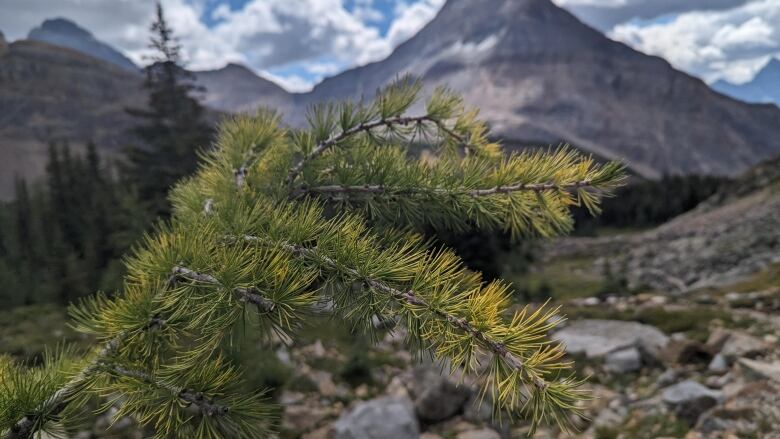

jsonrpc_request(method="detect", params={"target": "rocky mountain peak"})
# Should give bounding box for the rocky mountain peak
[30,18,91,39]
[27,17,137,72]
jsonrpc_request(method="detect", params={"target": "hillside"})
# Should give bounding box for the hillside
[545,157,780,293]
[0,39,144,199]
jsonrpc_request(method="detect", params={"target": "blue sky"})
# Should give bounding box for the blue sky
[2,0,779,90]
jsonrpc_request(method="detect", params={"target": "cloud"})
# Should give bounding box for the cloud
[386,0,446,47]
[608,0,780,83]
[553,0,751,31]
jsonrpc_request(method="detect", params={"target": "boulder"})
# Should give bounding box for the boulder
[554,319,669,363]
[662,380,722,424]
[604,347,642,373]
[738,358,780,382]
[331,396,419,439]
[404,367,471,422]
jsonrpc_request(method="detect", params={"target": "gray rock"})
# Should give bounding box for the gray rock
[554,319,669,361]
[404,367,471,422]
[331,396,419,439]
[662,380,722,424]
[604,347,642,373]
[708,353,729,374]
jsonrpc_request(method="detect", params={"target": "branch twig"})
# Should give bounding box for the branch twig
[171,266,275,312]
[285,115,466,187]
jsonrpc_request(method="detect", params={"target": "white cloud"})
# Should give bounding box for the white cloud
[609,0,780,83]
[386,0,445,47]
[553,0,751,32]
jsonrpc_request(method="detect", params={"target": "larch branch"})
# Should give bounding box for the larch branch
[290,179,596,199]
[240,236,548,391]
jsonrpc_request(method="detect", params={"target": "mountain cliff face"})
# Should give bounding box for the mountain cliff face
[301,0,780,178]
[27,18,138,73]
[713,58,780,106]
[0,39,145,198]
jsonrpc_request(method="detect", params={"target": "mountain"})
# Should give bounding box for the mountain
[712,58,780,106]
[0,38,145,198]
[298,0,780,178]
[27,18,138,73]
[192,63,294,115]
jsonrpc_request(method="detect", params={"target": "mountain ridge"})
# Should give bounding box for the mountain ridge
[713,58,780,106]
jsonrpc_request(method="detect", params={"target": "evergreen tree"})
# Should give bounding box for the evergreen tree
[1,80,625,438]
[124,2,213,218]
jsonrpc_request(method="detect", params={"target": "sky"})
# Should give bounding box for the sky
[1,0,779,91]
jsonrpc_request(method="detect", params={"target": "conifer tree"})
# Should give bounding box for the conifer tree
[1,79,625,438]
[124,2,213,218]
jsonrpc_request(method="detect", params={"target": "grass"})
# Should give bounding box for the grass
[0,303,90,362]
[723,263,780,294]
[510,256,609,300]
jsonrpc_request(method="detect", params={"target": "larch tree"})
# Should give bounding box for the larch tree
[1,78,624,438]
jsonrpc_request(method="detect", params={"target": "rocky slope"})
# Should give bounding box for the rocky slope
[545,157,780,293]
[299,0,780,178]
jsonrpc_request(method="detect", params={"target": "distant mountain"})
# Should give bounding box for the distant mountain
[192,63,294,115]
[298,0,780,178]
[0,38,145,198]
[28,18,138,73]
[712,58,780,106]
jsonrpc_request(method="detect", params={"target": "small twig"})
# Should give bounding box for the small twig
[170,266,275,312]
[108,365,229,417]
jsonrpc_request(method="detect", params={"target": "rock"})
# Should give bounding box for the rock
[420,434,444,439]
[708,354,729,374]
[656,368,679,387]
[604,347,642,373]
[719,332,767,362]
[554,319,669,362]
[309,370,339,397]
[662,339,710,366]
[404,367,471,422]
[331,396,419,439]
[662,380,722,424]
[283,404,332,433]
[302,425,331,439]
[456,428,502,439]
[738,358,780,382]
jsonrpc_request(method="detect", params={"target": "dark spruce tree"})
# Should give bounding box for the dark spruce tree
[124,2,213,218]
